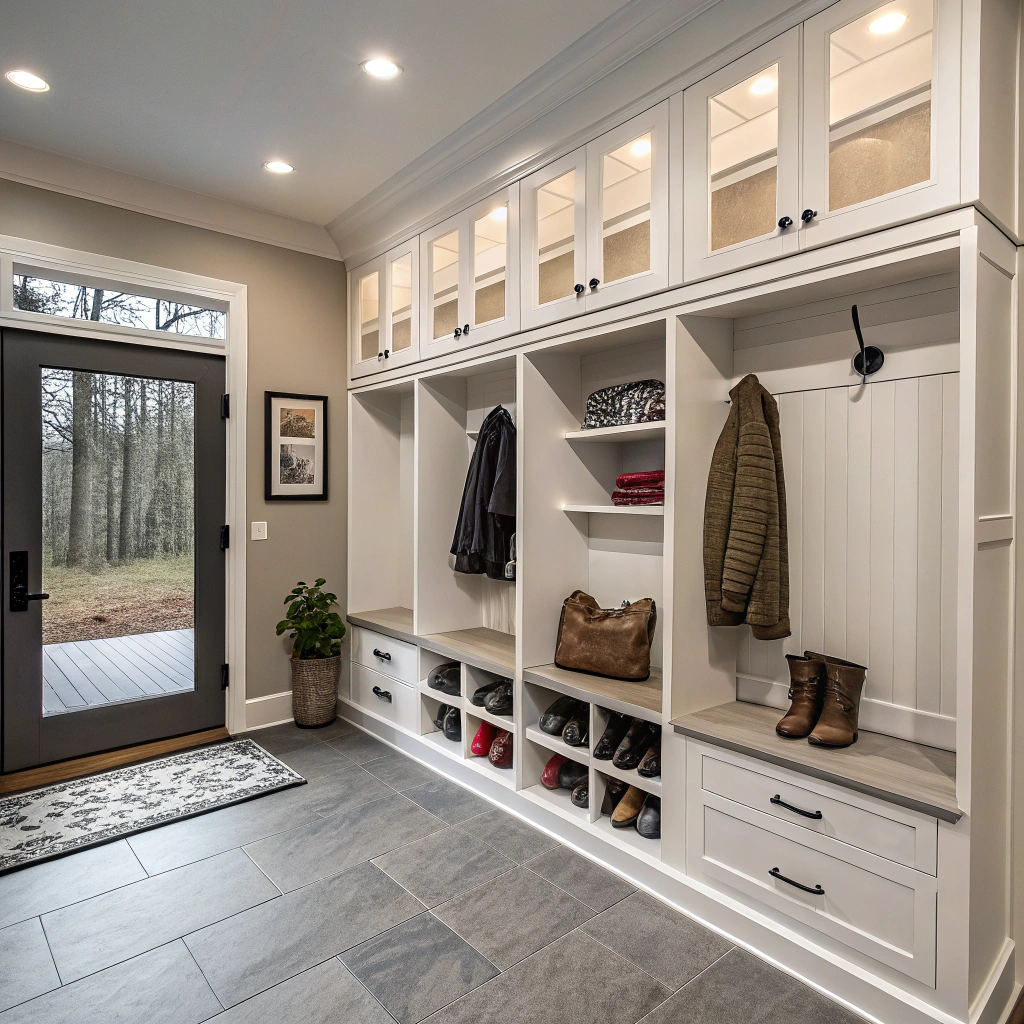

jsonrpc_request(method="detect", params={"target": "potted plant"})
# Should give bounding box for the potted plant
[276,578,346,727]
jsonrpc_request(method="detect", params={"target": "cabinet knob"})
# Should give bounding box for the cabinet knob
[589,278,600,290]
[454,327,462,338]
[777,216,794,230]
[463,324,470,334]
[383,349,390,359]
[801,209,817,224]
[574,283,585,295]
[377,352,384,362]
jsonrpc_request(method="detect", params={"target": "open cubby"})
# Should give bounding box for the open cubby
[523,681,591,760]
[463,664,514,728]
[464,711,515,788]
[593,771,661,857]
[592,704,662,796]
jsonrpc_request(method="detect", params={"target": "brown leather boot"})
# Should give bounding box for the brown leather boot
[775,654,826,738]
[807,654,866,747]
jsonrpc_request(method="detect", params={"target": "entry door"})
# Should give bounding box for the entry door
[2,329,226,772]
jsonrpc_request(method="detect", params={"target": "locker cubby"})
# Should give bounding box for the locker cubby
[463,664,514,728]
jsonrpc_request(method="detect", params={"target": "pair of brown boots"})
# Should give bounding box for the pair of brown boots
[776,652,866,748]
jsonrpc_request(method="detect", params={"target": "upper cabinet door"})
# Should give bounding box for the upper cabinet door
[584,102,670,310]
[382,238,420,371]
[800,0,960,248]
[421,210,466,356]
[349,254,386,380]
[520,148,588,331]
[683,29,801,282]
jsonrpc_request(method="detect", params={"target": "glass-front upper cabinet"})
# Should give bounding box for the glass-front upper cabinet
[349,238,419,379]
[521,102,669,329]
[419,185,520,359]
[683,30,801,281]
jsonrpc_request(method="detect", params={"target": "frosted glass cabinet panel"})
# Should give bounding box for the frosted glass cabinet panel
[350,239,419,379]
[684,31,801,281]
[350,254,384,379]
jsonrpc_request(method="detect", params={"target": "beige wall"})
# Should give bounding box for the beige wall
[0,177,347,701]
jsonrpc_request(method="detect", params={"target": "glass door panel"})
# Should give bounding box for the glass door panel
[431,230,460,340]
[390,252,414,353]
[600,133,652,283]
[536,169,578,306]
[473,204,508,327]
[359,270,380,361]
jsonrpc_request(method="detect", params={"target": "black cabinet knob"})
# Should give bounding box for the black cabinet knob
[463,324,470,334]
[801,209,817,224]
[383,349,390,358]
[778,216,793,230]
[589,278,599,289]
[454,327,462,338]
[574,283,585,295]
[377,352,383,361]
[372,648,392,662]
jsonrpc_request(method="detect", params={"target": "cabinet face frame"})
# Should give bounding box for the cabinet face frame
[683,28,802,282]
[420,208,468,358]
[349,253,387,380]
[584,101,671,311]
[382,237,420,372]
[519,147,589,331]
[799,0,961,249]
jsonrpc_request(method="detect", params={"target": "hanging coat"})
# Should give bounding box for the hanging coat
[450,405,516,580]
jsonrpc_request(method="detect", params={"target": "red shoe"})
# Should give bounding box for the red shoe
[471,720,497,757]
[489,730,513,769]
[541,754,567,789]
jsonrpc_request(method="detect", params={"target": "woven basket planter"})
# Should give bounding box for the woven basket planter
[291,654,340,727]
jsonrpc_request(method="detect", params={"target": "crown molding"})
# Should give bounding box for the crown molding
[0,138,342,262]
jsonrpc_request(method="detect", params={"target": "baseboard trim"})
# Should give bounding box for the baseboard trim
[244,690,294,730]
[0,727,230,795]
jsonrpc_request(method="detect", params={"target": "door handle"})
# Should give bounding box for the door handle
[770,794,823,819]
[769,867,824,895]
[372,685,393,703]
[373,648,392,662]
[9,551,49,612]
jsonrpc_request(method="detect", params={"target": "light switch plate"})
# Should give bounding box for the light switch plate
[251,522,268,541]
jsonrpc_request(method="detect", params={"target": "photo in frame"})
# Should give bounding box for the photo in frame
[264,392,328,500]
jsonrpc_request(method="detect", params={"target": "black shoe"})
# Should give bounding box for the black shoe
[433,703,452,731]
[443,706,462,742]
[593,713,630,760]
[636,795,661,839]
[600,778,628,815]
[540,696,584,735]
[562,705,589,747]
[471,679,503,706]
[613,720,656,771]
[637,739,660,778]
[571,779,589,809]
[483,680,513,716]
[427,662,461,696]
[557,759,588,790]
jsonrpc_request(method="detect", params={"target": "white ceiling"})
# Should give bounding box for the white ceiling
[0,0,633,228]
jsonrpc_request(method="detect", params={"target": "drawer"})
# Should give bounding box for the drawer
[351,663,418,734]
[690,793,937,986]
[351,626,418,684]
[699,748,937,874]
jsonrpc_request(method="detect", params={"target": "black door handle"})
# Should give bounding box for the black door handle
[9,551,49,612]
[801,208,817,223]
[771,794,823,819]
[372,685,393,703]
[372,648,392,662]
[589,278,600,290]
[769,867,824,895]
[574,283,585,295]
[778,216,793,230]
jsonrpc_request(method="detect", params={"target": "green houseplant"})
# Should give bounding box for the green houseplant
[277,578,346,727]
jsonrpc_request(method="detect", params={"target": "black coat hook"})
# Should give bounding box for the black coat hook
[851,304,884,383]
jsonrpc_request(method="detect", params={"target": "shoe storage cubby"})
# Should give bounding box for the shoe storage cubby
[521,734,591,824]
[591,704,662,797]
[592,770,661,857]
[464,664,514,729]
[465,710,515,788]
[523,681,590,760]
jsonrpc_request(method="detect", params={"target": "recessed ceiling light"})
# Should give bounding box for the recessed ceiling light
[749,76,776,96]
[489,206,508,221]
[869,11,907,32]
[6,70,49,92]
[263,160,294,174]
[630,138,652,157]
[362,58,402,79]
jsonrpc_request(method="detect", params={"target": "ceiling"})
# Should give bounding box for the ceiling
[0,0,633,228]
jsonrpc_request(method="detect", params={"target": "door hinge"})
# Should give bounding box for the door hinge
[221,394,230,419]
[220,525,230,550]
[221,664,230,689]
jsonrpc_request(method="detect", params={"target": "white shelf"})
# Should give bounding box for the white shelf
[594,759,662,796]
[522,783,591,824]
[465,751,516,789]
[562,503,664,516]
[564,422,666,443]
[525,724,592,764]
[419,685,464,708]
[421,728,464,762]
[467,703,515,730]
[591,812,661,862]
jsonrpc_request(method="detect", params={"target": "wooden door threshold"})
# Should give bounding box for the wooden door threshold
[0,727,230,795]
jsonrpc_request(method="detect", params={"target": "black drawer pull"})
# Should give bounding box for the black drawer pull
[372,685,393,703]
[771,794,823,819]
[372,648,392,662]
[769,867,824,895]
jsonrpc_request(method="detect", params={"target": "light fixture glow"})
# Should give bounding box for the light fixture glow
[362,58,402,79]
[489,206,508,221]
[630,138,652,157]
[263,160,294,174]
[749,76,776,96]
[6,70,49,92]
[869,11,907,32]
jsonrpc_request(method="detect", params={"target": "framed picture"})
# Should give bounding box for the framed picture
[264,392,328,500]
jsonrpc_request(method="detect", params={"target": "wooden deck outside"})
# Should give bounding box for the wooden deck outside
[42,628,195,716]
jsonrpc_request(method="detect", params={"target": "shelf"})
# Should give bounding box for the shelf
[468,704,515,730]
[421,728,465,762]
[671,701,960,823]
[525,724,592,764]
[524,664,662,721]
[348,607,414,641]
[590,813,661,862]
[564,422,665,443]
[594,760,662,797]
[418,627,515,676]
[522,783,590,824]
[465,751,516,789]
[419,686,464,709]
[562,503,664,516]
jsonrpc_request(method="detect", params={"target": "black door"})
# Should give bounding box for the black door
[2,329,226,771]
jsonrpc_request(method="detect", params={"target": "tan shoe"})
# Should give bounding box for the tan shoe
[611,785,646,828]
[807,655,866,748]
[775,654,827,738]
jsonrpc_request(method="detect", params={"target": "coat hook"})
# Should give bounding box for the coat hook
[851,304,884,383]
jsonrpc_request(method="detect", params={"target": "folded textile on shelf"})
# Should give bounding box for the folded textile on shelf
[612,491,664,506]
[611,486,663,498]
[616,470,665,490]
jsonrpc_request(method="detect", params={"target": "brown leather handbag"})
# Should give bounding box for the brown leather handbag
[554,590,657,681]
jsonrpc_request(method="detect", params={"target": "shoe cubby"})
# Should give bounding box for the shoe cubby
[593,770,661,859]
[523,681,591,761]
[520,734,590,824]
[464,710,515,789]
[591,704,661,797]
[418,692,465,761]
[463,664,514,729]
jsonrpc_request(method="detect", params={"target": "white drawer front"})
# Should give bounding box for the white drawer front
[351,626,418,684]
[693,795,937,986]
[351,663,418,733]
[700,751,936,873]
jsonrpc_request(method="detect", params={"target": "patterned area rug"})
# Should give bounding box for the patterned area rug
[0,739,305,874]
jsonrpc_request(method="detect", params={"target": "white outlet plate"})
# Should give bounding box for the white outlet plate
[251,522,268,541]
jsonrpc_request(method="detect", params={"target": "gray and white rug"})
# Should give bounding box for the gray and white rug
[0,739,305,873]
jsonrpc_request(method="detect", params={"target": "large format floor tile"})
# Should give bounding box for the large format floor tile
[300,763,395,817]
[421,929,671,1024]
[360,752,439,791]
[0,941,221,1024]
[524,846,636,913]
[581,890,733,990]
[0,840,146,930]
[342,913,498,1024]
[457,807,560,863]
[636,947,864,1024]
[402,777,492,825]
[372,826,515,908]
[325,730,393,763]
[0,919,60,1013]
[432,864,594,970]
[275,741,353,780]
[184,860,422,1007]
[244,792,444,892]
[206,958,394,1024]
[43,848,279,983]
[248,723,323,757]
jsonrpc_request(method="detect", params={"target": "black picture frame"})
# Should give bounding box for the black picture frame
[264,391,329,501]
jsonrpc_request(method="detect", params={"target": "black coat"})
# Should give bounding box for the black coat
[450,405,516,579]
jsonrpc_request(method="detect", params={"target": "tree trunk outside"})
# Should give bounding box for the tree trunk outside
[118,376,135,561]
[66,372,94,566]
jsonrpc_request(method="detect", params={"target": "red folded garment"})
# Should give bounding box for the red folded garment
[616,470,665,490]
[612,492,664,506]
[612,487,663,498]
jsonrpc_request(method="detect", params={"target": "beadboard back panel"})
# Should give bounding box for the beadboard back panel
[735,373,959,750]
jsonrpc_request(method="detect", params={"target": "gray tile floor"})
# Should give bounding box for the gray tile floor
[0,721,866,1024]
